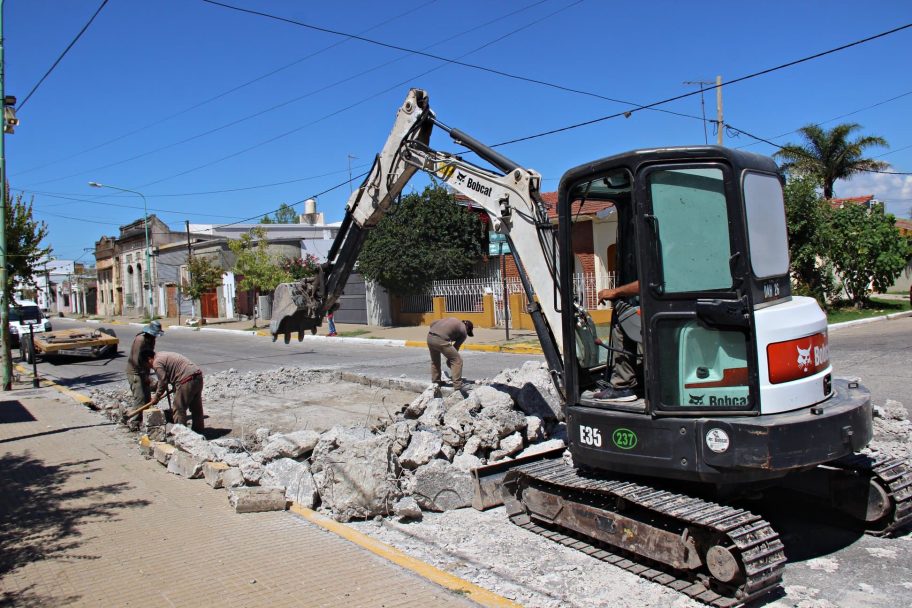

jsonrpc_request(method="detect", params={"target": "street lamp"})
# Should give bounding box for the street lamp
[88,182,153,320]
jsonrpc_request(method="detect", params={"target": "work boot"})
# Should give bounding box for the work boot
[592,386,637,402]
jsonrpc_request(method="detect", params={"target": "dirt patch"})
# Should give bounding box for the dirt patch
[206,382,416,436]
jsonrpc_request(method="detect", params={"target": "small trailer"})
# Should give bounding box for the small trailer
[19,327,119,363]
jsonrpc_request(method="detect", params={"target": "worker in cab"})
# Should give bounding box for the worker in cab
[140,350,205,434]
[427,317,473,394]
[126,320,164,408]
[594,280,641,402]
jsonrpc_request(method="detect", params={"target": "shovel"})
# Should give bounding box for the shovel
[124,386,173,421]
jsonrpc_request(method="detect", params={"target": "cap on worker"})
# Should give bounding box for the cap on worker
[463,319,474,337]
[143,320,164,337]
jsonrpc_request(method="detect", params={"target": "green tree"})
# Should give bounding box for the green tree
[3,192,51,386]
[274,203,298,224]
[358,183,484,294]
[228,226,291,326]
[826,203,910,306]
[783,177,835,306]
[774,123,889,199]
[183,255,224,319]
[259,203,297,224]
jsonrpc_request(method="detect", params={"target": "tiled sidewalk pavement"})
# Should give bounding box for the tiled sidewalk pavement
[0,387,479,608]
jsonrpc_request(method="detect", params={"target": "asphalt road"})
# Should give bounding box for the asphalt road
[28,318,544,392]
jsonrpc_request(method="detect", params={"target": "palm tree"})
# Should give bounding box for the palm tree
[774,123,889,199]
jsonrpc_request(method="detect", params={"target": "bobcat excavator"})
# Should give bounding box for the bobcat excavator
[270,89,911,605]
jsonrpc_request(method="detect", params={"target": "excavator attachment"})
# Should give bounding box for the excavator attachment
[269,267,325,343]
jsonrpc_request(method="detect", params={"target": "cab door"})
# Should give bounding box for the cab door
[635,164,758,413]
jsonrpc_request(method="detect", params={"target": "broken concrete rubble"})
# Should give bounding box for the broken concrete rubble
[399,430,443,469]
[311,431,401,522]
[228,486,288,514]
[261,458,319,509]
[412,459,474,512]
[203,461,231,488]
[167,450,206,478]
[98,362,572,523]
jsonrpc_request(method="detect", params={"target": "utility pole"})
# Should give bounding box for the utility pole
[347,154,357,193]
[1,1,10,390]
[683,80,713,145]
[185,220,194,319]
[716,75,724,145]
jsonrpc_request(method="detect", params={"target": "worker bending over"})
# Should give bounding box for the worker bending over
[427,317,473,392]
[140,349,205,434]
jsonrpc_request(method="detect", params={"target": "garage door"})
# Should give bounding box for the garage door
[335,272,367,325]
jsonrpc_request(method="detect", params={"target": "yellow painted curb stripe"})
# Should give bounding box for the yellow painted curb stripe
[15,364,94,407]
[404,340,542,355]
[289,503,522,608]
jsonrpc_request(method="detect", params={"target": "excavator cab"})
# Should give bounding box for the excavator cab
[558,146,873,484]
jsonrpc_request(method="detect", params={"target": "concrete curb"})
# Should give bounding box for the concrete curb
[827,309,912,332]
[288,503,521,608]
[15,363,95,409]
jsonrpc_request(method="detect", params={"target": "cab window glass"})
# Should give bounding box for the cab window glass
[743,172,789,278]
[648,168,732,293]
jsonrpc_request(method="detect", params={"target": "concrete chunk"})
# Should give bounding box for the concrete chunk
[139,435,154,457]
[153,442,177,465]
[167,450,206,478]
[399,431,443,469]
[412,459,474,512]
[227,486,288,513]
[203,461,231,488]
[142,408,166,429]
[262,458,318,509]
[221,467,245,488]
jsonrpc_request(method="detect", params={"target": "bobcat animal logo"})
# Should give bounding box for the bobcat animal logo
[796,345,812,371]
[689,394,704,405]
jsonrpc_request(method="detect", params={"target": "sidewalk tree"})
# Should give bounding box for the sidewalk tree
[183,255,223,317]
[783,177,835,306]
[826,202,910,306]
[774,123,889,199]
[228,226,290,326]
[2,193,50,384]
[358,183,484,294]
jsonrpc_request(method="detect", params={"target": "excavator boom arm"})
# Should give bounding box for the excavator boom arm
[269,89,566,388]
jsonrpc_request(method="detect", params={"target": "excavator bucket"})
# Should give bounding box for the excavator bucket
[269,267,326,343]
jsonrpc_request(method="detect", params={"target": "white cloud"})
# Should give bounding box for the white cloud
[836,172,912,219]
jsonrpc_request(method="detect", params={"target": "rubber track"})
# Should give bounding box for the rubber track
[832,454,912,536]
[507,459,786,608]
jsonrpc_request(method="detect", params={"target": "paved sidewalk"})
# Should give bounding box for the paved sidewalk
[0,385,479,608]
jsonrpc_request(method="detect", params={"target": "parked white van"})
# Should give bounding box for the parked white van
[9,300,52,346]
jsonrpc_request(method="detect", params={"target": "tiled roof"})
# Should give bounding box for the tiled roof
[457,191,614,222]
[828,195,875,209]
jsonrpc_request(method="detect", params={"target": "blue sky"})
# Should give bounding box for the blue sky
[6,0,912,261]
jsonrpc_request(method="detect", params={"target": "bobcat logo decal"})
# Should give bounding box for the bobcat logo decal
[796,345,812,371]
[689,394,705,405]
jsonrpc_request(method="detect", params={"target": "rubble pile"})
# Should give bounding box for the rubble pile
[105,361,567,521]
[868,399,912,460]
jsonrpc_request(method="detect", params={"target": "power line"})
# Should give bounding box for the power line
[213,171,369,229]
[24,191,247,219]
[134,0,583,189]
[203,0,706,122]
[723,122,911,175]
[23,0,558,188]
[488,22,912,148]
[733,89,912,151]
[16,0,110,112]
[14,0,440,177]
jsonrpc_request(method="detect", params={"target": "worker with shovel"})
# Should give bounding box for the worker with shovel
[126,320,164,408]
[139,349,205,434]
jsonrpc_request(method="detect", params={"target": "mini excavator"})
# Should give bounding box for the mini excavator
[270,89,911,605]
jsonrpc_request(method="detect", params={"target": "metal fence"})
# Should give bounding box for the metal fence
[397,272,616,327]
